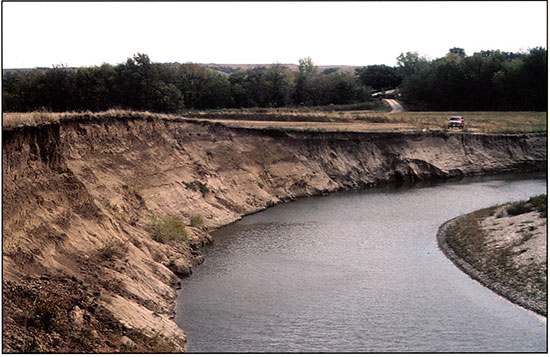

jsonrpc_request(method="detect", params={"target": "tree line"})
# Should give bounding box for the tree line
[2,55,369,113]
[358,47,547,111]
[2,47,547,113]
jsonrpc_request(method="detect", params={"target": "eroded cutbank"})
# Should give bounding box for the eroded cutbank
[2,113,547,352]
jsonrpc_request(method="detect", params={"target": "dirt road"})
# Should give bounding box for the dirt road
[383,98,405,113]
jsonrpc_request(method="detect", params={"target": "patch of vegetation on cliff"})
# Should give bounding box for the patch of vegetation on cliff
[185,180,210,196]
[31,294,60,333]
[149,215,189,243]
[99,240,127,260]
[189,213,205,228]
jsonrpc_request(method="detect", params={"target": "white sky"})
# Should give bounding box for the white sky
[2,1,547,69]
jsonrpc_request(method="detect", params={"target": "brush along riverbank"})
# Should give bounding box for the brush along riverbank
[437,196,547,316]
[2,112,547,352]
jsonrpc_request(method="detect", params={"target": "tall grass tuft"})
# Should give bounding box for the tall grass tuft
[150,215,188,243]
[190,213,204,228]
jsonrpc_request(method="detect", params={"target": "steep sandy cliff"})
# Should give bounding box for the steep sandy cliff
[2,114,546,352]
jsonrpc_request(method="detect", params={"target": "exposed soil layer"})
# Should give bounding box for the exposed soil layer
[3,114,547,352]
[437,200,547,316]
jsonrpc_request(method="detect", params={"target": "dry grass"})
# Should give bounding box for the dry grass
[386,111,547,133]
[149,215,188,243]
[186,118,416,133]
[183,110,546,133]
[2,110,180,129]
[3,109,546,134]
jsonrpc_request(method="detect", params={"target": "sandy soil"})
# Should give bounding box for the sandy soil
[437,201,547,316]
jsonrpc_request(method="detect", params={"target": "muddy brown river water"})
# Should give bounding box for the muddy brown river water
[175,173,547,352]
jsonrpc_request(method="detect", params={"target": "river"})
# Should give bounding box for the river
[174,173,547,353]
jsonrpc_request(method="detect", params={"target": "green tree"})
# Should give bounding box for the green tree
[448,47,466,58]
[263,64,294,107]
[114,53,184,112]
[74,64,117,111]
[294,57,317,105]
[396,52,433,109]
[174,62,230,109]
[42,65,77,111]
[396,51,430,77]
[355,65,401,91]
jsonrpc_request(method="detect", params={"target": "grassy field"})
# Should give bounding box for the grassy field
[3,108,547,134]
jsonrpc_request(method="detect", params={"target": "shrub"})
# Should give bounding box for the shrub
[507,195,547,217]
[530,194,547,217]
[185,180,210,196]
[99,241,126,260]
[31,295,59,333]
[150,215,188,243]
[102,278,124,293]
[99,294,113,303]
[507,202,531,216]
[190,213,204,228]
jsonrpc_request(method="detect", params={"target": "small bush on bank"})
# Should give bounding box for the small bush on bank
[507,202,531,216]
[190,213,204,228]
[99,240,126,260]
[102,278,124,293]
[530,194,547,217]
[150,215,188,243]
[507,195,547,217]
[185,180,210,196]
[31,295,60,333]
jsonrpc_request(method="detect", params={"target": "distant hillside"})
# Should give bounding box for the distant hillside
[201,63,359,75]
[3,63,360,76]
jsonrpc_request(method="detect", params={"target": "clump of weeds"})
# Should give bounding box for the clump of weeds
[30,294,60,333]
[149,215,188,243]
[529,194,547,217]
[507,202,531,216]
[99,240,127,260]
[190,213,205,228]
[185,180,210,196]
[102,278,124,293]
[507,195,547,217]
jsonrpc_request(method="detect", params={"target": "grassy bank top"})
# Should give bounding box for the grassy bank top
[2,109,546,134]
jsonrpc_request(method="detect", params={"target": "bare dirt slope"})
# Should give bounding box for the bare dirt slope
[2,114,547,352]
